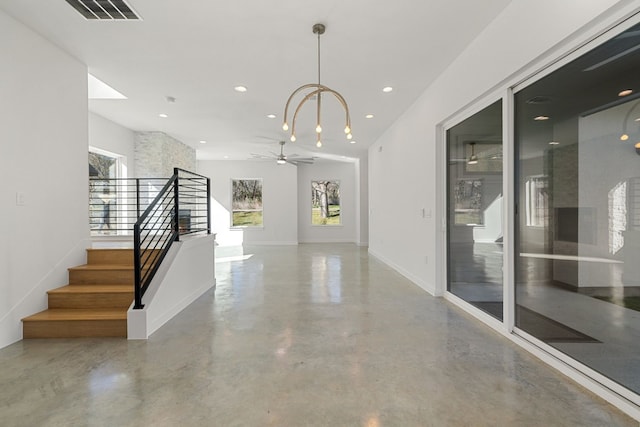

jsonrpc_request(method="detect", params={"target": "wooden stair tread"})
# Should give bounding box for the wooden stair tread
[87,249,133,254]
[69,264,134,271]
[86,249,134,265]
[23,309,127,322]
[49,284,133,293]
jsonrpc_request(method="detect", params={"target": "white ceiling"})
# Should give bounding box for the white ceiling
[0,0,511,162]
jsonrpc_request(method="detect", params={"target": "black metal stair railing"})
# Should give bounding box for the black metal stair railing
[127,168,210,309]
[173,168,211,236]
[89,177,170,236]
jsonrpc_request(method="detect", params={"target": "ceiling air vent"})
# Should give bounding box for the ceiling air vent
[65,0,141,20]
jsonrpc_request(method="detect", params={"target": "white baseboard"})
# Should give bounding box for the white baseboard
[368,248,434,295]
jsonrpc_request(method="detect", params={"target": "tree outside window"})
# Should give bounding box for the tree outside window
[232,179,263,227]
[89,151,118,234]
[312,180,340,225]
[453,179,483,225]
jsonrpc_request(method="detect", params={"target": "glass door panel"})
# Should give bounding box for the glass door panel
[514,21,640,395]
[447,100,504,320]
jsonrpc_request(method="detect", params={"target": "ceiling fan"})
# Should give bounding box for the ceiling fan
[251,140,315,166]
[449,141,502,164]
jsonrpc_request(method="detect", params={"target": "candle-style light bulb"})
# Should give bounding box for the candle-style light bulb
[282,123,289,131]
[290,134,296,142]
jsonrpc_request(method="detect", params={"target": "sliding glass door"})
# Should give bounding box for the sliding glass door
[514,21,640,395]
[446,100,504,320]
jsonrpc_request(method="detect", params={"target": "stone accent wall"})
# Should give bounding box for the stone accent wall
[134,131,196,178]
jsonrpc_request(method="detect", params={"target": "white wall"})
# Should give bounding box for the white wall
[297,161,358,243]
[128,235,216,339]
[89,112,136,178]
[0,11,89,348]
[368,0,632,294]
[197,160,298,245]
[356,157,369,246]
[197,159,360,245]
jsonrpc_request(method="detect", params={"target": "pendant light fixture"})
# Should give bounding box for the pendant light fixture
[282,23,352,148]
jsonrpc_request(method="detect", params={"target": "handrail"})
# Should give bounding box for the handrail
[133,176,179,309]
[130,168,211,309]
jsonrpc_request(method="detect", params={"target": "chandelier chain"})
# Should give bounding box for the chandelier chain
[317,30,321,85]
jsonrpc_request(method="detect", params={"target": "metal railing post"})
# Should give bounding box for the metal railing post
[136,178,141,219]
[173,168,180,241]
[206,177,211,234]
[133,223,143,309]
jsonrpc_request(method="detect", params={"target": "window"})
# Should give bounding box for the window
[454,178,484,225]
[525,175,548,227]
[89,149,123,235]
[231,179,263,227]
[311,180,340,225]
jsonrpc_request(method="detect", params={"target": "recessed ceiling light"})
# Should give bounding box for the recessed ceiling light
[621,134,630,141]
[549,141,560,145]
[267,114,276,119]
[199,140,207,144]
[534,115,549,121]
[224,156,229,159]
[350,140,356,144]
[365,114,374,119]
[234,86,247,92]
[159,113,168,118]
[382,87,393,93]
[618,89,633,97]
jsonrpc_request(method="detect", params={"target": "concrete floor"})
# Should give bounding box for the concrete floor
[0,243,637,426]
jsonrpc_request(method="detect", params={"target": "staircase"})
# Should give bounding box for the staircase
[22,248,134,338]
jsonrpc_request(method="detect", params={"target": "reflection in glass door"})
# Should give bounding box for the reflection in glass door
[514,21,640,396]
[446,100,504,320]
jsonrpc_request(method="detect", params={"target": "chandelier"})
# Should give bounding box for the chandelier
[282,23,352,148]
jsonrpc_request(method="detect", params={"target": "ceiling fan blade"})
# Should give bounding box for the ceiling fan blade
[250,153,272,160]
[289,158,314,165]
